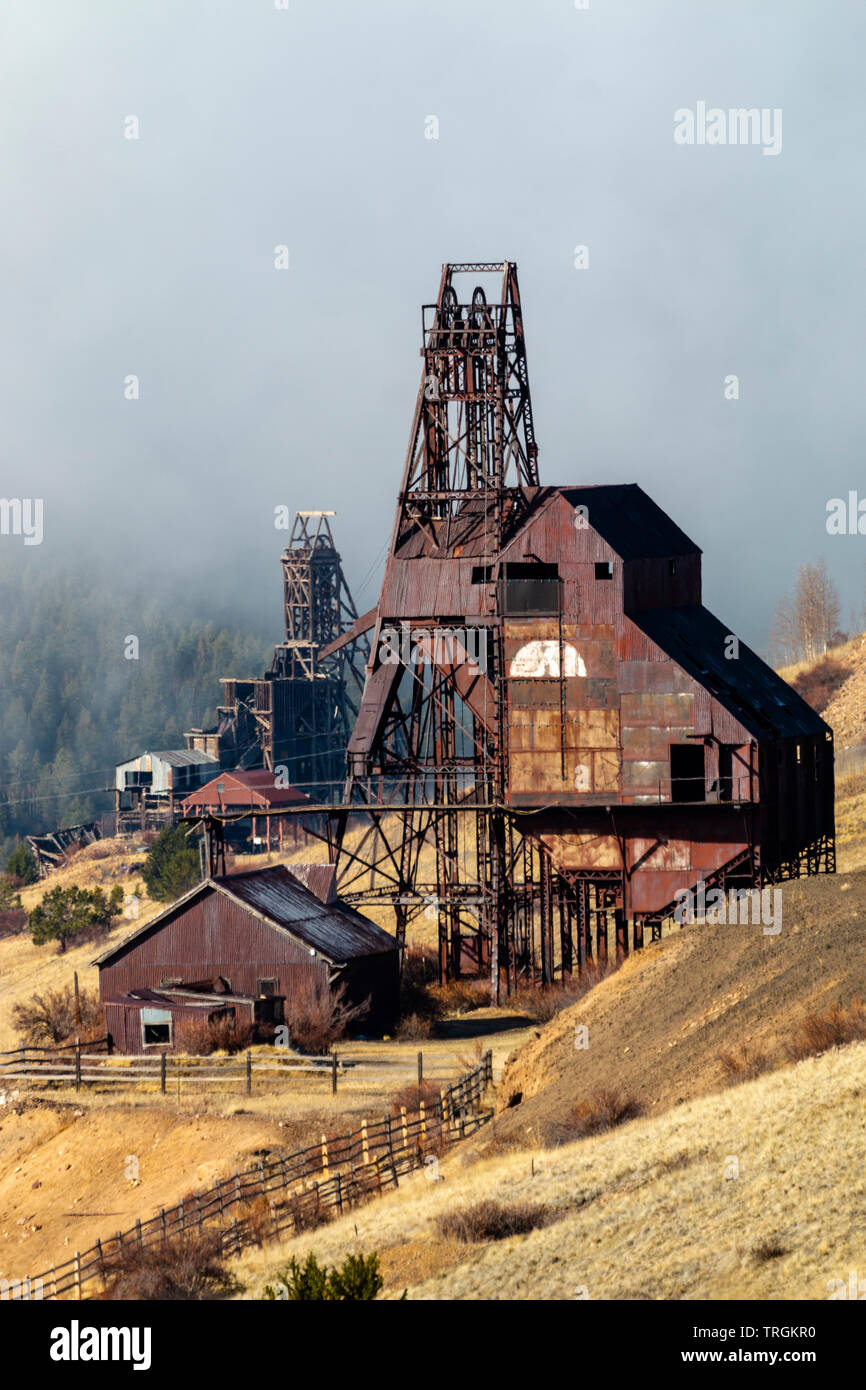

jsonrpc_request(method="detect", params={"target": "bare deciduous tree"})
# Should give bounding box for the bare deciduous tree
[771,559,843,664]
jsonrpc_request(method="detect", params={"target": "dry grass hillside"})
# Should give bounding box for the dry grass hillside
[238,1040,866,1301]
[487,867,866,1147]
[779,631,866,751]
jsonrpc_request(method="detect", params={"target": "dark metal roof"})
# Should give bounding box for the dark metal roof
[94,866,397,968]
[555,485,701,560]
[216,866,397,961]
[633,605,831,740]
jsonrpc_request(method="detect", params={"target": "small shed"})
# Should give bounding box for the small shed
[115,749,219,834]
[94,865,399,1053]
[181,769,320,851]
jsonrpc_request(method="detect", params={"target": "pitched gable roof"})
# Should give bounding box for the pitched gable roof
[93,866,396,967]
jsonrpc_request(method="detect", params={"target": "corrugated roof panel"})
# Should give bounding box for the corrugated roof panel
[633,606,829,740]
[216,866,398,961]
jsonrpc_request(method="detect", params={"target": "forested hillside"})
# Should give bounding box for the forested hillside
[0,555,272,861]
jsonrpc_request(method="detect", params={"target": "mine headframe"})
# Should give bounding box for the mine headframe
[334,262,560,996]
[215,511,370,798]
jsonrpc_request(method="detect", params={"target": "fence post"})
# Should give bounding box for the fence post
[335,1171,343,1215]
[332,1051,338,1095]
[50,1264,56,1300]
[259,1158,266,1197]
[246,1050,252,1095]
[417,1050,423,1086]
[75,1038,81,1093]
[160,1208,167,1242]
[178,1200,184,1233]
[136,1218,143,1249]
[74,1251,81,1300]
[361,1120,369,1165]
[321,1135,328,1179]
[419,1100,426,1149]
[196,1193,203,1229]
[234,1171,241,1208]
[160,1052,167,1095]
[400,1105,408,1153]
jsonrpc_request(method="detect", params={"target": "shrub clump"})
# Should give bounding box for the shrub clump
[561,1088,643,1139]
[389,1079,443,1117]
[98,1229,237,1301]
[173,1012,253,1056]
[786,998,866,1062]
[718,1045,773,1086]
[287,977,370,1055]
[510,963,615,1023]
[437,1199,550,1243]
[264,1251,384,1301]
[12,985,103,1047]
[751,1236,787,1264]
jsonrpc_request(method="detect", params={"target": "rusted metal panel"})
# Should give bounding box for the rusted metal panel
[620,691,694,727]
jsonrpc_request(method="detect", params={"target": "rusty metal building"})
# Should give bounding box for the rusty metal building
[323,262,834,993]
[94,865,399,1052]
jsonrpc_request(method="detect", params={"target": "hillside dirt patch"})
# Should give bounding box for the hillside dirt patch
[482,867,866,1151]
[0,1099,344,1281]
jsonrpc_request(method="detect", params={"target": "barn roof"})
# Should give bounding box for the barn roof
[632,605,831,740]
[93,866,396,967]
[183,769,310,808]
[218,867,395,959]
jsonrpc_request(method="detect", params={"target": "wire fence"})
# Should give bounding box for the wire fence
[3,1051,494,1301]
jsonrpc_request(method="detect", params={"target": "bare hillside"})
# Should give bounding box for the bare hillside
[487,868,866,1147]
[779,632,866,750]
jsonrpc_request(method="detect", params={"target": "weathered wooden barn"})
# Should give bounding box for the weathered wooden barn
[94,865,399,1052]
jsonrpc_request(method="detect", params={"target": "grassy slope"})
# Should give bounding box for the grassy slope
[486,863,866,1145]
[238,1040,866,1301]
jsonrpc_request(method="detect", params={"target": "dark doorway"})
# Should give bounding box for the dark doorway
[670,743,705,802]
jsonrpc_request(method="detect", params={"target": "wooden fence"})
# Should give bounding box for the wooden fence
[5,1051,494,1301]
[0,1042,465,1095]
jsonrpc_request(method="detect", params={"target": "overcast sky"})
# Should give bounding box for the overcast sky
[1,0,864,650]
